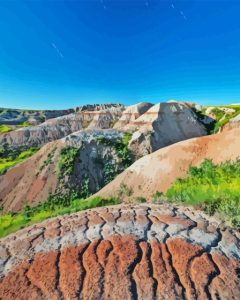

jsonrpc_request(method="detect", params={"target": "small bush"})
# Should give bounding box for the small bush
[136,196,147,204]
[152,191,164,203]
[117,183,133,198]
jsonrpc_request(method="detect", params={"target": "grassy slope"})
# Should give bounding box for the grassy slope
[0,147,39,175]
[165,159,240,229]
[0,196,119,238]
[0,124,12,133]
[0,122,31,134]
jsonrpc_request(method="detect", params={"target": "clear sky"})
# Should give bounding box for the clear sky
[0,0,240,109]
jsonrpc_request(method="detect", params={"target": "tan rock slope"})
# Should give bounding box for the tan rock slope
[127,102,207,157]
[96,128,240,200]
[223,113,240,131]
[114,102,153,128]
[0,204,239,300]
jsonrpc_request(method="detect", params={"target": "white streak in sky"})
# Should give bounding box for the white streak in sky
[180,10,187,20]
[51,42,64,58]
[171,4,175,9]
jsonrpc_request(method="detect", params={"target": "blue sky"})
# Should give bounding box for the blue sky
[0,0,240,109]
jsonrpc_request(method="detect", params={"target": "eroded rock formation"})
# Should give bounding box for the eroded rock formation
[96,128,240,201]
[0,130,126,212]
[0,105,124,152]
[0,204,239,299]
[126,102,207,158]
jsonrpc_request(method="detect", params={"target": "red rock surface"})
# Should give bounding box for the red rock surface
[0,204,239,299]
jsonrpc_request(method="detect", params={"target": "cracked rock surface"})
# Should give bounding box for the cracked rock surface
[0,204,239,300]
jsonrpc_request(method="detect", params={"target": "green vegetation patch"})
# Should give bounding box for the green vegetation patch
[0,196,120,238]
[96,132,132,186]
[165,159,240,229]
[57,146,80,177]
[193,104,240,134]
[17,121,30,128]
[136,196,147,204]
[38,148,56,173]
[0,124,12,134]
[97,132,132,168]
[211,105,240,133]
[0,147,40,175]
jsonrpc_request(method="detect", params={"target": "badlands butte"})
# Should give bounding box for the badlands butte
[0,100,240,299]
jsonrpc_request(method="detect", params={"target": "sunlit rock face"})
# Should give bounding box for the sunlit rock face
[125,102,207,158]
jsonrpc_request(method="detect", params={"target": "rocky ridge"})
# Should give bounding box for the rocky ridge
[0,105,124,153]
[0,104,124,126]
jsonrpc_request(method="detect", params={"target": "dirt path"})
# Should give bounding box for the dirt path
[0,204,239,299]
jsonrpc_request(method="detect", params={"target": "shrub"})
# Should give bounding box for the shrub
[79,176,91,199]
[136,196,147,203]
[117,183,133,198]
[97,132,132,169]
[152,191,164,203]
[103,160,117,185]
[57,146,80,177]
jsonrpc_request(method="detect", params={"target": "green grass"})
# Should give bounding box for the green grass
[0,147,39,175]
[0,124,12,133]
[0,196,120,238]
[0,121,30,134]
[165,159,240,229]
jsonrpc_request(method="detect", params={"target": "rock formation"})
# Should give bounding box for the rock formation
[0,204,239,300]
[223,113,240,131]
[126,102,207,158]
[0,130,126,212]
[96,128,240,201]
[114,102,153,128]
[0,107,74,126]
[0,105,124,153]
